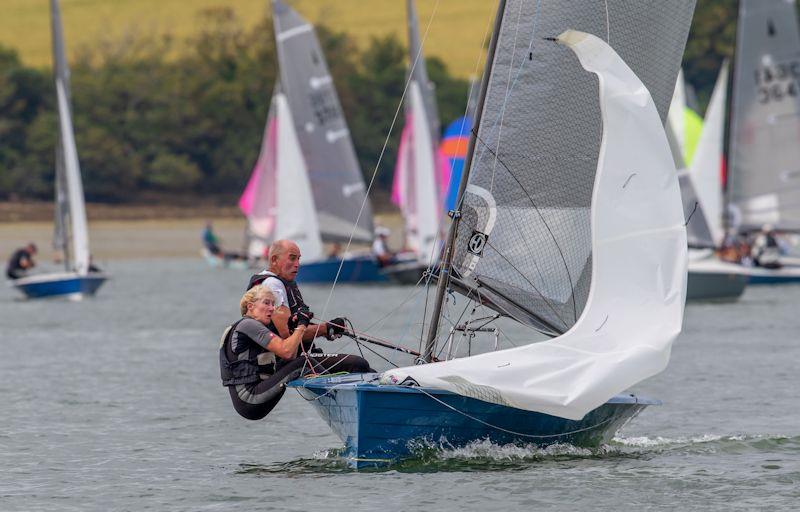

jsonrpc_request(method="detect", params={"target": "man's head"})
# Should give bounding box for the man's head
[268,239,301,280]
[26,243,37,255]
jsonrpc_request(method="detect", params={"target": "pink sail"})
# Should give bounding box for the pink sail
[240,114,278,240]
[392,117,413,208]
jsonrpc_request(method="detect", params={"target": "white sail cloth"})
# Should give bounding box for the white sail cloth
[687,62,728,246]
[381,31,688,421]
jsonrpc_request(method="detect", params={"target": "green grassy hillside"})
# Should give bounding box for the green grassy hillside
[0,0,495,77]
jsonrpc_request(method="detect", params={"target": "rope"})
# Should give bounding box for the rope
[313,0,442,335]
[415,387,618,439]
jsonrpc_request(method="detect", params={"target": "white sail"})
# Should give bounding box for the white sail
[55,79,90,275]
[407,81,441,263]
[688,62,729,246]
[51,0,90,276]
[668,68,687,160]
[274,93,324,262]
[383,32,687,420]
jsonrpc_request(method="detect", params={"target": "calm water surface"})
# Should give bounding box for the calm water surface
[1,259,799,511]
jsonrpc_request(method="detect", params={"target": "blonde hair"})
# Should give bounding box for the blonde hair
[240,285,274,316]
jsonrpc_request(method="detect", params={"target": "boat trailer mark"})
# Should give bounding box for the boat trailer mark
[622,173,637,189]
[595,315,609,332]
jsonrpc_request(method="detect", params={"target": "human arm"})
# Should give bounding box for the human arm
[266,324,307,360]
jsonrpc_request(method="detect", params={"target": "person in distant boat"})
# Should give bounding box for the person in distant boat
[751,225,782,269]
[248,239,372,370]
[372,226,394,267]
[202,221,222,256]
[88,256,101,273]
[6,242,37,280]
[327,242,342,260]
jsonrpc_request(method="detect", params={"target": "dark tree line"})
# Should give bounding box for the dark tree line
[0,2,740,203]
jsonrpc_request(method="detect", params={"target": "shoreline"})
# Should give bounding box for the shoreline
[0,210,405,261]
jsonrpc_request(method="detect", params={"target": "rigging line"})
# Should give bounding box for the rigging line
[433,284,479,359]
[414,387,618,439]
[418,9,495,353]
[472,275,563,337]
[474,131,580,323]
[452,276,560,338]
[363,272,428,332]
[352,340,399,369]
[314,0,443,335]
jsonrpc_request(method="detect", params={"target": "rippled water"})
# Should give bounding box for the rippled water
[1,259,799,511]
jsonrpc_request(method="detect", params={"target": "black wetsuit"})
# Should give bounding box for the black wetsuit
[6,248,33,279]
[221,317,372,421]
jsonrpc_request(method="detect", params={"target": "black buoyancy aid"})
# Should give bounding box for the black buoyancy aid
[219,319,277,387]
[247,271,309,316]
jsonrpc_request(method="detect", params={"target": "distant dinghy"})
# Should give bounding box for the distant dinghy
[726,0,800,284]
[12,0,107,300]
[289,0,695,467]
[238,0,385,283]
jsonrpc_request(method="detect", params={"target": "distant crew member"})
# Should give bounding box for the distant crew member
[372,226,394,267]
[6,242,37,279]
[248,239,372,368]
[202,221,222,256]
[751,225,782,269]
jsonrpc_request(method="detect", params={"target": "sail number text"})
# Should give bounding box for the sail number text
[754,61,800,104]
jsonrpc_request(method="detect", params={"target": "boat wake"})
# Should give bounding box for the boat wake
[237,434,800,474]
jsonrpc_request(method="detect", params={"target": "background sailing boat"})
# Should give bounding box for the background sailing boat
[674,64,750,301]
[725,0,800,283]
[384,0,448,284]
[238,0,386,283]
[290,0,694,466]
[12,0,107,300]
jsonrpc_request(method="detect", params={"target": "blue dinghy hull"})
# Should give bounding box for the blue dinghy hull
[12,272,108,300]
[288,373,657,468]
[296,255,388,284]
[746,265,800,285]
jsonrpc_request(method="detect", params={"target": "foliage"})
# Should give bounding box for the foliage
[0,8,469,202]
[0,1,758,202]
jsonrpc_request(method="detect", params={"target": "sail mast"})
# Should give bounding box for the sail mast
[51,0,91,275]
[722,0,741,235]
[422,0,507,362]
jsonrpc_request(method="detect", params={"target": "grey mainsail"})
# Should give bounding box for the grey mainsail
[729,0,800,232]
[271,0,373,243]
[448,0,695,334]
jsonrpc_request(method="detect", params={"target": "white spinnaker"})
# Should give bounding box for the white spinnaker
[55,79,90,275]
[274,93,324,262]
[667,68,687,160]
[409,81,441,264]
[688,62,728,247]
[382,31,687,421]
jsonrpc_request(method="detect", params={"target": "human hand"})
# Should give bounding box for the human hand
[294,306,313,327]
[326,317,349,340]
